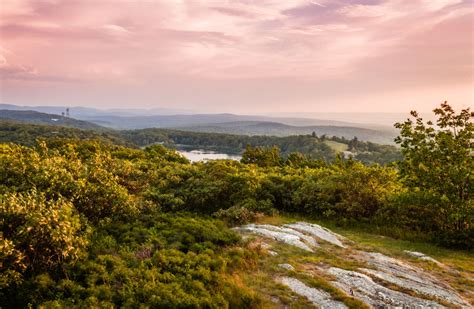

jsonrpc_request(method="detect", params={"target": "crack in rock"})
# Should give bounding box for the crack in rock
[326,267,443,308]
[280,277,348,309]
[284,222,346,248]
[236,224,314,252]
[358,252,470,308]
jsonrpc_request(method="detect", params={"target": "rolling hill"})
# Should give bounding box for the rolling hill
[1,104,397,144]
[1,104,384,127]
[0,103,192,117]
[0,110,105,131]
[0,120,133,147]
[78,113,372,129]
[175,121,396,144]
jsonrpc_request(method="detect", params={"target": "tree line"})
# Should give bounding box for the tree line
[0,120,402,165]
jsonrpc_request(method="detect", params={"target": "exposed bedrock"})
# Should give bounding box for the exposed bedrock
[284,222,346,248]
[235,222,471,308]
[326,267,443,308]
[280,277,348,309]
[404,250,444,266]
[236,224,315,252]
[356,252,470,308]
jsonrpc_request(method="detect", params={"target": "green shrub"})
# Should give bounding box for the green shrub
[2,213,262,308]
[379,191,474,248]
[214,204,262,226]
[293,162,399,220]
[0,191,88,288]
[0,141,138,223]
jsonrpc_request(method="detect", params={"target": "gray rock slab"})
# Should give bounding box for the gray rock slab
[268,250,278,256]
[326,267,443,308]
[404,250,444,266]
[278,263,295,271]
[280,277,348,309]
[257,224,319,247]
[359,252,470,308]
[236,225,314,252]
[284,222,346,248]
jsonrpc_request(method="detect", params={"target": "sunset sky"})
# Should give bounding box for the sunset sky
[0,0,472,113]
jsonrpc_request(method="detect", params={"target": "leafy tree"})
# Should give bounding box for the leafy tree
[348,136,358,151]
[285,152,310,167]
[241,145,282,167]
[394,102,473,241]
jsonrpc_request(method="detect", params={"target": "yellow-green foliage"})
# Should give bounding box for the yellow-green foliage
[0,191,88,288]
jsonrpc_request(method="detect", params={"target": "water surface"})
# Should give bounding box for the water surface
[178,149,241,162]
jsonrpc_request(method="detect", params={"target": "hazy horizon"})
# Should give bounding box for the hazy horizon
[1,0,473,113]
[1,102,440,127]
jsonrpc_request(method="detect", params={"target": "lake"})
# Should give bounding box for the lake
[178,149,242,162]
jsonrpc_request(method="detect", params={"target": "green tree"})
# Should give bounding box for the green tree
[285,152,309,167]
[348,136,358,151]
[394,102,473,238]
[241,145,282,167]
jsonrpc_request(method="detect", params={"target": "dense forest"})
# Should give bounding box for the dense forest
[0,120,401,165]
[0,103,472,307]
[170,121,397,145]
[0,120,133,147]
[121,127,402,165]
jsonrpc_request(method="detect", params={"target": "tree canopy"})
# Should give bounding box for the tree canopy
[395,102,473,241]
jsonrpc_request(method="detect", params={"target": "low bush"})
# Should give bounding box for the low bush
[2,212,263,307]
[0,191,88,289]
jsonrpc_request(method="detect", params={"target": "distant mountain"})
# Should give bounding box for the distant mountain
[77,113,372,129]
[266,112,435,127]
[175,121,396,144]
[0,103,194,117]
[1,104,397,144]
[1,103,391,128]
[0,110,105,131]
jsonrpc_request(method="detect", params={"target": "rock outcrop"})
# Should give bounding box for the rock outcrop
[236,224,314,252]
[284,222,346,248]
[257,224,319,247]
[358,252,469,308]
[280,277,348,309]
[235,222,471,308]
[404,250,444,266]
[326,267,443,308]
[278,263,295,271]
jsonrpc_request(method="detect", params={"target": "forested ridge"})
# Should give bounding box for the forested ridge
[0,103,472,307]
[0,120,401,165]
[0,110,105,131]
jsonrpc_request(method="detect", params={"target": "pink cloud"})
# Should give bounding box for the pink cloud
[0,0,472,112]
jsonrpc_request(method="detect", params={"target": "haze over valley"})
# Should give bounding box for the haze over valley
[1,103,399,144]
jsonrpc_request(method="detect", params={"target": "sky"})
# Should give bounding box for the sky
[0,0,473,114]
